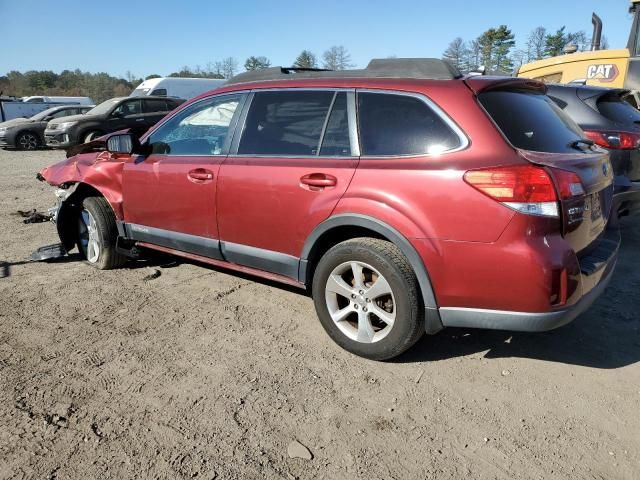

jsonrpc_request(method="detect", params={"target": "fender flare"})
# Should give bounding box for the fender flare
[299,213,443,334]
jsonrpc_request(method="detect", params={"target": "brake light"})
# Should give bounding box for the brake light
[464,165,586,218]
[464,165,559,217]
[583,130,640,150]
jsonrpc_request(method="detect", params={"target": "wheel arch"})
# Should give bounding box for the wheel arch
[56,182,120,252]
[300,214,443,334]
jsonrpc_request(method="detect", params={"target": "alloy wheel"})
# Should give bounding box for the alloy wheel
[324,261,396,343]
[78,209,100,263]
[18,133,38,150]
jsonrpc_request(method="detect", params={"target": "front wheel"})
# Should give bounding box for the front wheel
[83,131,102,143]
[16,132,39,150]
[76,197,126,269]
[312,238,423,360]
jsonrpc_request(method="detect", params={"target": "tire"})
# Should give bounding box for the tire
[83,131,102,143]
[16,131,39,150]
[75,196,126,270]
[312,238,423,360]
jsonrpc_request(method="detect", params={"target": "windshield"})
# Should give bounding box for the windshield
[597,95,640,125]
[30,107,61,121]
[87,98,122,115]
[130,88,150,97]
[479,90,585,153]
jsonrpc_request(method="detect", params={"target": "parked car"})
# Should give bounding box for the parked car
[0,105,93,150]
[22,96,94,105]
[45,96,185,148]
[130,77,226,100]
[37,59,618,360]
[547,84,640,220]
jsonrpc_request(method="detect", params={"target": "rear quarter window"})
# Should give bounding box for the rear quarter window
[479,90,585,153]
[357,92,463,156]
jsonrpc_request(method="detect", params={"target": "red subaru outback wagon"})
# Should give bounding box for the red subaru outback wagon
[38,59,619,360]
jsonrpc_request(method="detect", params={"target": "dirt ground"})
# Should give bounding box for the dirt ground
[0,148,639,480]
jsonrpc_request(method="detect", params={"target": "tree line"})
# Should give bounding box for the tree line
[443,25,610,74]
[0,46,354,103]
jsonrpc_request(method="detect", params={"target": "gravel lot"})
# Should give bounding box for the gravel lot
[1,148,639,480]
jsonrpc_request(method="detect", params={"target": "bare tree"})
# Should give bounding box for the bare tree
[442,37,468,71]
[322,46,354,70]
[219,57,238,79]
[526,27,547,61]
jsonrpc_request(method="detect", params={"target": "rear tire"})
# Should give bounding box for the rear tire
[312,238,423,360]
[76,196,126,270]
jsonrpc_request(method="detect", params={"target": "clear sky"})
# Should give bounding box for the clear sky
[0,0,634,77]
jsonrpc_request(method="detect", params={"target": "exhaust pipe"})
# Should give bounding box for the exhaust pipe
[591,13,603,51]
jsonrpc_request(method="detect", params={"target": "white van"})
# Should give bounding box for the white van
[22,96,94,105]
[130,77,226,100]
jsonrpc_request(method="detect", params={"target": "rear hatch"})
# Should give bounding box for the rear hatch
[467,78,614,255]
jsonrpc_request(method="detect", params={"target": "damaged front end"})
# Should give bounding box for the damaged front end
[37,150,127,255]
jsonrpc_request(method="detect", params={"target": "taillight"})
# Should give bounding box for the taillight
[583,130,640,150]
[464,165,585,218]
[464,165,559,217]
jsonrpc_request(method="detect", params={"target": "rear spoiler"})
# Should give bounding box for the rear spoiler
[464,76,547,95]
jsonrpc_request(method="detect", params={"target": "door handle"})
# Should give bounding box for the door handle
[300,173,337,189]
[188,168,214,181]
[135,118,144,122]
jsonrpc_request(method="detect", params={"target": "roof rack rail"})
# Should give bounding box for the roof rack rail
[225,58,462,85]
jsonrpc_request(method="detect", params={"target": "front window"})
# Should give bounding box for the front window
[112,100,142,117]
[147,94,243,155]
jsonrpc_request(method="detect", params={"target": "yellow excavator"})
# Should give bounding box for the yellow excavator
[517,0,640,105]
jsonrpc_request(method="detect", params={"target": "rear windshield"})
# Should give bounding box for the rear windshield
[478,90,585,153]
[597,95,640,125]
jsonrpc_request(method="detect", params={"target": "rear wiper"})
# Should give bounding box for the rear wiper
[569,138,595,150]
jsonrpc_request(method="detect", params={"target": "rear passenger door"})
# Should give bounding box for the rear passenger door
[216,89,358,279]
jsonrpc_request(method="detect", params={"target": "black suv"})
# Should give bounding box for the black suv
[45,96,184,148]
[0,105,93,150]
[547,84,640,220]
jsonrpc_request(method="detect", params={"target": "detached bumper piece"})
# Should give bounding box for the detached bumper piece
[30,243,67,262]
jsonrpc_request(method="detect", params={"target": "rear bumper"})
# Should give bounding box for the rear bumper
[438,228,620,332]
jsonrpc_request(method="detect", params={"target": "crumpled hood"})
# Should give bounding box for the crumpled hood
[38,151,127,219]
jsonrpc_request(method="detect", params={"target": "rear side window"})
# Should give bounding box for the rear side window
[597,95,640,125]
[320,93,350,156]
[479,90,584,153]
[357,92,462,156]
[144,99,169,113]
[238,91,335,156]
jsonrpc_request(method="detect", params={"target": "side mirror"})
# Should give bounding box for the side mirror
[106,133,138,154]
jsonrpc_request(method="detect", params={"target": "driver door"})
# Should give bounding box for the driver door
[108,98,144,133]
[122,93,246,259]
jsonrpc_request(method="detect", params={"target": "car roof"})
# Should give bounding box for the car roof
[225,58,462,86]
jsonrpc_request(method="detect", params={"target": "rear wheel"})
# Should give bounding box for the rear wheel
[76,196,126,269]
[16,132,39,150]
[312,238,423,360]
